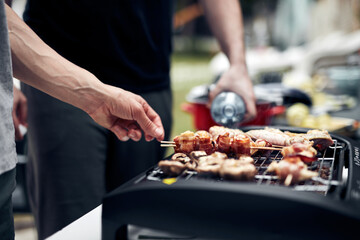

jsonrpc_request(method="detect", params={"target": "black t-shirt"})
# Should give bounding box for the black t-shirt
[23,0,173,93]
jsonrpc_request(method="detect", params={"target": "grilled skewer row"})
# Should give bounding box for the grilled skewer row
[246,127,334,151]
[159,126,331,184]
[170,126,333,163]
[172,128,273,157]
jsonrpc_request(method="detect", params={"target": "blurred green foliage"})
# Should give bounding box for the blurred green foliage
[166,52,215,156]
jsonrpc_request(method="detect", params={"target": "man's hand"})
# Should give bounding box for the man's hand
[88,85,164,142]
[12,86,28,140]
[209,65,257,122]
[6,4,164,142]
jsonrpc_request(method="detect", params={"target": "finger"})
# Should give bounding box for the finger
[126,123,142,142]
[12,114,23,141]
[111,124,130,141]
[14,127,23,141]
[18,97,28,127]
[145,134,155,142]
[242,98,257,122]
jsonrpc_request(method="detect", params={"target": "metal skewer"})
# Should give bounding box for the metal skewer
[160,144,282,151]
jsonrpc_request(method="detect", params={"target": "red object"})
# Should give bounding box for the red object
[181,101,285,131]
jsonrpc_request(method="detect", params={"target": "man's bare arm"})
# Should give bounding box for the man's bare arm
[5,5,164,141]
[199,0,256,120]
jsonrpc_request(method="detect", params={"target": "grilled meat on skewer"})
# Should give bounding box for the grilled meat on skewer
[173,130,214,155]
[247,128,334,151]
[250,139,272,156]
[173,128,276,157]
[209,126,244,140]
[173,131,197,154]
[216,132,233,154]
[284,130,334,151]
[210,127,271,156]
[303,129,334,151]
[231,134,252,156]
[281,143,317,163]
[195,131,215,154]
[246,128,291,146]
[267,156,318,185]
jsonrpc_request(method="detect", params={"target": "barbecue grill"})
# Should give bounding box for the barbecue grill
[102,126,360,240]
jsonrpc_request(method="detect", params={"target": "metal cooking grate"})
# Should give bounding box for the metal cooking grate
[254,139,342,195]
[145,140,343,195]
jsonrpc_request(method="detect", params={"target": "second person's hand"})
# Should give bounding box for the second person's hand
[208,65,257,122]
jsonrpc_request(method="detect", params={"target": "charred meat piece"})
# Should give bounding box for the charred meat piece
[304,129,334,151]
[189,151,207,162]
[237,154,255,164]
[211,128,254,156]
[173,131,196,154]
[268,156,318,186]
[232,134,251,156]
[281,142,317,163]
[219,156,257,181]
[158,161,186,176]
[247,128,333,152]
[196,152,227,175]
[209,126,244,139]
[195,131,214,154]
[216,132,233,154]
[171,152,197,170]
[285,129,334,150]
[171,153,190,162]
[246,128,291,146]
[250,139,272,156]
[158,153,194,176]
[209,126,227,140]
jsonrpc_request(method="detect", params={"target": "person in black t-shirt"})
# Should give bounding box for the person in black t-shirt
[3,2,165,239]
[17,1,256,239]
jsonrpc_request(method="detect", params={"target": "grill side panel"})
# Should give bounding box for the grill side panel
[102,180,360,240]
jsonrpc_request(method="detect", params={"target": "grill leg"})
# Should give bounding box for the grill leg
[102,220,127,240]
[115,225,127,240]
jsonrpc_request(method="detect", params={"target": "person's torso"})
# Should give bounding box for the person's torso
[0,1,17,174]
[23,0,173,93]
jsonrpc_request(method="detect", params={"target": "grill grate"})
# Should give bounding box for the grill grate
[145,140,343,195]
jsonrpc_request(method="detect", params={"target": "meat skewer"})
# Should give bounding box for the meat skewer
[160,141,280,151]
[246,128,291,146]
[162,128,282,156]
[285,129,334,151]
[246,127,334,151]
[281,142,317,163]
[267,156,318,186]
